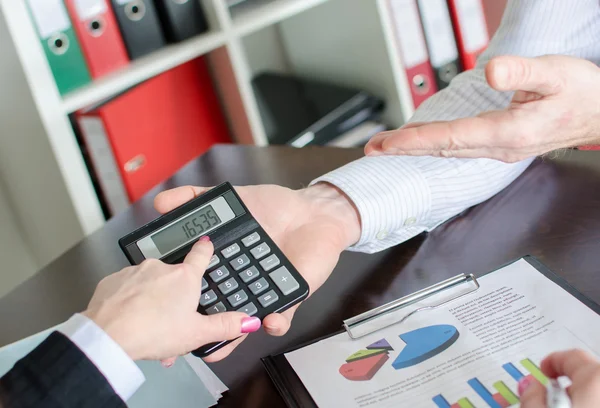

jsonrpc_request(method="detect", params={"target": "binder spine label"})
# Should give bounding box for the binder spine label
[74,0,108,20]
[417,0,459,67]
[26,0,71,39]
[455,0,489,53]
[389,0,429,69]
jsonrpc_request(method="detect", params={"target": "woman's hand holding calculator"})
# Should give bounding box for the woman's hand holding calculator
[83,237,262,366]
[153,183,361,361]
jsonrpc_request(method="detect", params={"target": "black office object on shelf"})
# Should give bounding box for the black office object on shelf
[252,72,385,147]
[111,0,166,60]
[153,0,209,43]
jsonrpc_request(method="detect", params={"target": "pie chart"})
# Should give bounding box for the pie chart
[392,325,459,369]
[339,339,393,381]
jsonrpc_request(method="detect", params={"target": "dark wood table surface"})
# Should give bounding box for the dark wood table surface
[1,145,600,407]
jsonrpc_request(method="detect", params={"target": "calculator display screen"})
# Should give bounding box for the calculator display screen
[136,195,238,259]
[151,205,222,254]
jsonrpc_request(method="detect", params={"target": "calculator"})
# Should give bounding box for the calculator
[119,182,309,357]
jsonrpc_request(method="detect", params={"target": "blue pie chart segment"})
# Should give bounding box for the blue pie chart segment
[392,325,459,370]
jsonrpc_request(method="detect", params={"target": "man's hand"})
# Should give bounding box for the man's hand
[365,55,600,162]
[520,349,600,407]
[153,183,361,361]
[82,238,261,363]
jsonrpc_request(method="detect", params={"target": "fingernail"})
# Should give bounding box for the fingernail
[162,361,174,368]
[200,236,210,242]
[241,317,261,333]
[518,377,532,395]
[493,62,510,89]
[366,150,384,157]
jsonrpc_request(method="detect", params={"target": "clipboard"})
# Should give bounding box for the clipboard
[261,256,600,408]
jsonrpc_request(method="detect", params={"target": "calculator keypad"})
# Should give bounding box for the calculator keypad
[199,230,303,319]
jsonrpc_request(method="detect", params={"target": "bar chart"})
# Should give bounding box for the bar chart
[432,358,548,408]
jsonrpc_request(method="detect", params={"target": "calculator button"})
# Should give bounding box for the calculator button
[242,232,261,247]
[201,278,208,291]
[200,290,218,306]
[237,302,258,317]
[209,266,230,283]
[208,255,220,269]
[258,290,279,308]
[227,290,249,308]
[259,255,280,271]
[206,302,226,315]
[221,243,241,259]
[230,254,251,271]
[218,277,239,295]
[250,243,271,259]
[248,277,269,295]
[239,266,260,283]
[270,267,300,296]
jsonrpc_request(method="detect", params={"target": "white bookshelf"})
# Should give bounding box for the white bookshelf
[0,0,418,268]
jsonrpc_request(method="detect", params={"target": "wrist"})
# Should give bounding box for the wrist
[301,182,361,249]
[82,307,137,360]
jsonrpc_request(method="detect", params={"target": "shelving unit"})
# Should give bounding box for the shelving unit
[0,0,420,268]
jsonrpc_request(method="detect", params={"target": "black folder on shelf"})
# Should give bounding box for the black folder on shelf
[261,256,600,407]
[153,0,209,43]
[252,72,385,147]
[111,0,166,59]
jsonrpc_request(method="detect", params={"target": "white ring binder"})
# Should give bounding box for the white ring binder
[343,273,480,339]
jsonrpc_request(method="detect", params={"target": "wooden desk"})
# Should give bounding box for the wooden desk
[1,146,600,407]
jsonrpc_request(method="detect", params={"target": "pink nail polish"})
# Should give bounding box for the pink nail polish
[518,377,532,395]
[241,317,261,333]
[162,361,174,368]
[200,236,210,242]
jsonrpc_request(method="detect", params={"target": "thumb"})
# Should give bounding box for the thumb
[195,313,261,345]
[486,55,563,95]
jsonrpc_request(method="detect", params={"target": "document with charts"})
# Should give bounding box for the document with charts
[284,259,600,407]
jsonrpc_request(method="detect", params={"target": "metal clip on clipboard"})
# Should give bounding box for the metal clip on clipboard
[343,274,480,339]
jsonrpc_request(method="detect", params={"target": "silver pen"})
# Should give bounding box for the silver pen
[546,379,571,408]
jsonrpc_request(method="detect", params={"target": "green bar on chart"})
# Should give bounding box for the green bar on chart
[458,398,475,408]
[521,359,548,386]
[493,381,519,405]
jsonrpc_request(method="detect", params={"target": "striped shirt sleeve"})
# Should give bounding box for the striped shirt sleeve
[312,0,600,253]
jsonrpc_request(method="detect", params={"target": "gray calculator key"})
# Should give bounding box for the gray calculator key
[258,290,279,308]
[221,243,241,259]
[259,254,280,271]
[201,278,208,291]
[230,254,251,271]
[241,232,261,247]
[209,266,230,283]
[239,266,260,283]
[237,302,258,317]
[248,277,269,295]
[269,267,300,295]
[200,290,218,306]
[227,290,248,308]
[250,243,271,259]
[206,302,226,315]
[208,255,220,269]
[218,277,239,295]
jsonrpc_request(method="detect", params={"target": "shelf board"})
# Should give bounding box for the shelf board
[231,0,329,37]
[61,30,227,113]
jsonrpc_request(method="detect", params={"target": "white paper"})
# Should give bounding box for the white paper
[26,0,71,39]
[389,0,429,69]
[74,0,108,21]
[286,259,600,407]
[455,0,489,53]
[183,354,229,400]
[417,0,459,68]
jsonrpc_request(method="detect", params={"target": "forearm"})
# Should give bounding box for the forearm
[312,0,600,253]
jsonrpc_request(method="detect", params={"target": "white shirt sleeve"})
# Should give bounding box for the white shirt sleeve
[58,313,145,401]
[312,0,600,253]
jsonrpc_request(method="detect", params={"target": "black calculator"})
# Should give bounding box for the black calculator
[119,182,309,357]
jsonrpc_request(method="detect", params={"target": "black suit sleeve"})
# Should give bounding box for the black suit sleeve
[0,332,126,408]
